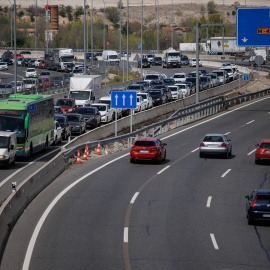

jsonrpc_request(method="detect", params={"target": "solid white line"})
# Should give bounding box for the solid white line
[221,169,231,178]
[191,147,199,152]
[124,227,129,243]
[248,149,256,156]
[157,165,170,175]
[0,148,59,188]
[246,120,255,125]
[130,192,139,204]
[22,152,130,270]
[210,234,219,250]
[206,196,212,208]
[224,132,231,135]
[162,95,270,141]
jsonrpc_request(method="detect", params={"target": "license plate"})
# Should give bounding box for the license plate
[140,150,149,153]
[263,214,270,217]
[265,151,270,153]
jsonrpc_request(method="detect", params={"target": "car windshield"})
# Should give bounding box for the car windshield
[203,136,224,142]
[40,72,50,76]
[128,85,140,89]
[27,69,35,72]
[135,141,155,147]
[200,77,208,82]
[23,79,35,84]
[145,75,159,80]
[0,137,9,148]
[66,115,80,122]
[148,90,161,95]
[57,100,72,106]
[186,78,196,83]
[151,81,163,85]
[91,105,106,111]
[173,74,185,78]
[177,85,186,89]
[260,143,270,149]
[169,87,178,91]
[138,94,146,99]
[55,117,65,126]
[256,195,270,203]
[77,108,95,115]
[214,72,224,76]
[164,79,174,83]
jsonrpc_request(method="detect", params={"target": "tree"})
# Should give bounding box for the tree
[207,1,218,14]
[105,7,119,24]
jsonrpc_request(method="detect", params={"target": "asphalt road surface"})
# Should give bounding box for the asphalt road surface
[2,94,270,270]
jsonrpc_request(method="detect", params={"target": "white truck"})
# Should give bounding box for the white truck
[179,43,207,52]
[249,49,267,65]
[162,48,181,68]
[45,48,75,71]
[102,50,120,63]
[0,131,17,167]
[207,37,245,56]
[69,75,102,107]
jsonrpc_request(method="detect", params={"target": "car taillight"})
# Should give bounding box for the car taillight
[221,142,226,147]
[251,196,257,207]
[200,142,204,146]
[132,147,139,151]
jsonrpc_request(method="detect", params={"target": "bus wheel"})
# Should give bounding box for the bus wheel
[44,137,49,151]
[29,143,33,158]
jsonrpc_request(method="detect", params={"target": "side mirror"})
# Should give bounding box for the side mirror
[245,195,250,200]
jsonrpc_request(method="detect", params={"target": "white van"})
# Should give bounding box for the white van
[0,131,17,167]
[102,50,120,63]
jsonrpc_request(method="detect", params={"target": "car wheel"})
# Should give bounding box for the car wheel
[255,159,260,165]
[229,148,232,156]
[59,135,62,144]
[199,152,204,158]
[248,214,254,225]
[130,158,136,164]
[79,128,82,135]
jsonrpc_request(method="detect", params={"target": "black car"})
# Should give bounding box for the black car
[28,59,36,67]
[185,77,202,92]
[180,55,189,65]
[150,80,166,90]
[245,189,270,225]
[136,81,150,92]
[152,57,162,66]
[148,89,166,106]
[21,58,30,67]
[138,58,150,68]
[54,114,71,140]
[163,78,175,87]
[85,52,97,61]
[200,76,212,90]
[77,107,101,129]
[65,113,87,135]
[127,83,144,92]
[1,51,13,61]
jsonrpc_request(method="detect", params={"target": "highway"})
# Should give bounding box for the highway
[1,93,270,270]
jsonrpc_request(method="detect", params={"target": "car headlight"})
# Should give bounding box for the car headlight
[68,108,72,111]
[0,155,7,159]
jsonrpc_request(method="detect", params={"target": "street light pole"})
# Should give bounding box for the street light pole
[140,0,143,76]
[46,0,49,54]
[91,0,93,67]
[35,0,37,50]
[157,0,159,53]
[103,0,105,50]
[127,0,129,81]
[14,0,17,93]
[222,0,224,56]
[83,0,87,74]
[171,0,173,48]
[8,0,12,49]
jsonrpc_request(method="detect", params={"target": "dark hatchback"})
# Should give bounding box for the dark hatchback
[152,57,162,66]
[138,58,150,68]
[77,106,101,129]
[65,113,87,135]
[148,89,166,106]
[54,114,71,140]
[245,189,270,225]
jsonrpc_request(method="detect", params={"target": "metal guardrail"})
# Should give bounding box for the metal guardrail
[62,87,270,161]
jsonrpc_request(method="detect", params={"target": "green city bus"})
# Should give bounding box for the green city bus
[0,94,54,157]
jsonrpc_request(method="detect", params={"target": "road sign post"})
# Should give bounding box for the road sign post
[237,7,270,47]
[111,91,137,144]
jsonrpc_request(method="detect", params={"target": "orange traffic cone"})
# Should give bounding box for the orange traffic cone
[82,148,88,160]
[86,144,90,157]
[76,150,82,164]
[96,141,101,155]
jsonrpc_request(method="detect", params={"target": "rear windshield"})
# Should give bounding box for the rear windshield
[260,143,270,149]
[203,136,224,142]
[135,141,155,147]
[145,75,159,80]
[256,195,270,203]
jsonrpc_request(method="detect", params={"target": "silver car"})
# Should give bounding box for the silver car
[199,133,232,158]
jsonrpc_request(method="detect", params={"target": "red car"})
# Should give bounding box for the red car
[130,137,167,164]
[39,60,45,69]
[56,98,77,114]
[255,139,270,164]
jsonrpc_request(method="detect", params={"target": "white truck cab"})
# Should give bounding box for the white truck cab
[0,131,17,167]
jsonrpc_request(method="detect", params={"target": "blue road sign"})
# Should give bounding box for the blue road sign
[111,91,137,109]
[138,43,141,50]
[237,7,270,47]
[243,73,249,81]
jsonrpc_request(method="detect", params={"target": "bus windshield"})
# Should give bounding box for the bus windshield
[0,110,26,134]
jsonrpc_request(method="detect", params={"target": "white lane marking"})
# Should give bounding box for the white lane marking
[22,153,130,270]
[130,192,139,204]
[221,169,231,178]
[246,120,255,125]
[191,147,199,152]
[206,196,212,208]
[210,234,219,250]
[157,165,170,175]
[247,149,256,156]
[0,148,59,188]
[124,227,129,243]
[224,132,231,135]
[162,96,270,141]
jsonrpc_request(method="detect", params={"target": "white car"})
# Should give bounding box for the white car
[172,73,186,83]
[135,96,147,112]
[175,83,191,97]
[90,103,114,123]
[167,85,183,100]
[10,81,26,93]
[144,73,164,83]
[53,120,62,145]
[98,96,122,119]
[189,58,202,67]
[0,62,8,71]
[25,68,37,78]
[137,93,153,109]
